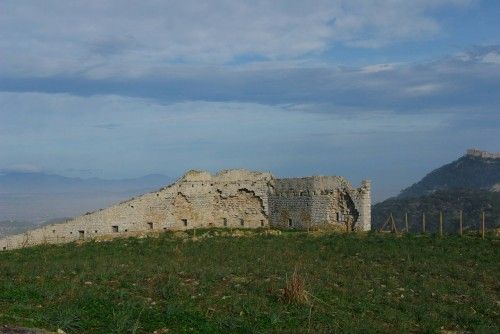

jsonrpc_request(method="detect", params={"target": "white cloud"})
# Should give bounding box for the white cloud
[360,63,398,73]
[0,164,42,174]
[403,83,445,97]
[0,0,473,78]
[1,46,498,113]
[481,52,500,64]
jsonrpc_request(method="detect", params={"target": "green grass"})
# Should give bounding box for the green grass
[0,229,498,333]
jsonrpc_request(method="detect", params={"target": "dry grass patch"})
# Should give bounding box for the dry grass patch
[282,268,309,305]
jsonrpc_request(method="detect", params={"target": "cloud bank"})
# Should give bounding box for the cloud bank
[0,0,499,201]
[1,0,472,78]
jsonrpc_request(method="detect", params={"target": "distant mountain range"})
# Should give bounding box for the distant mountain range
[0,217,69,237]
[0,172,173,194]
[0,172,174,235]
[372,149,500,233]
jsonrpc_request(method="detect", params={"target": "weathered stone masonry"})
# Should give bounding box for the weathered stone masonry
[0,169,371,250]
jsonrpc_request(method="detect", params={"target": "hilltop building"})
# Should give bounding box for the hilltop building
[466,149,500,159]
[0,169,371,251]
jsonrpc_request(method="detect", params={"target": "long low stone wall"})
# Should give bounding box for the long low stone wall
[0,169,371,251]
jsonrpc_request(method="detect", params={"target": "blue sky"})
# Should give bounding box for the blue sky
[1,0,499,201]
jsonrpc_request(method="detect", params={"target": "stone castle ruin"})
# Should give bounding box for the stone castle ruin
[0,169,371,251]
[466,149,500,159]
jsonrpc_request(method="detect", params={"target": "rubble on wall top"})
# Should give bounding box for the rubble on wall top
[181,170,213,181]
[274,175,353,191]
[181,169,273,182]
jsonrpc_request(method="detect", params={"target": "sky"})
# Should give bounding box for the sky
[1,0,499,202]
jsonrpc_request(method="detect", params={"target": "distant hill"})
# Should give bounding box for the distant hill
[0,217,69,237]
[0,172,172,194]
[399,149,500,198]
[373,149,500,232]
[0,172,174,233]
[0,220,36,236]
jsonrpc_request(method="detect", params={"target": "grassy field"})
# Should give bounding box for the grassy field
[0,229,498,333]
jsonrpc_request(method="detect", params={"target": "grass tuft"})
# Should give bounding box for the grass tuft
[282,268,309,305]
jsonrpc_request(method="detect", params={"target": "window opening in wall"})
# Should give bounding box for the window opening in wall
[223,218,227,226]
[182,219,188,227]
[260,220,264,227]
[288,218,293,227]
[78,230,84,239]
[147,222,153,230]
[125,229,128,232]
[70,231,73,235]
[337,212,342,222]
[112,225,119,233]
[2,247,5,250]
[240,218,244,226]
[94,230,98,233]
[52,230,56,233]
[163,227,167,230]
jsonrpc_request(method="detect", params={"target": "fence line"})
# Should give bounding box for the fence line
[379,210,494,238]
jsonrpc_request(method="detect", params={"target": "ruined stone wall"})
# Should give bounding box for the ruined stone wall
[0,169,371,251]
[0,170,272,251]
[269,176,371,231]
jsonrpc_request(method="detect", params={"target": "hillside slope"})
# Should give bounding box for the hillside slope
[372,188,500,232]
[372,150,500,231]
[399,151,500,198]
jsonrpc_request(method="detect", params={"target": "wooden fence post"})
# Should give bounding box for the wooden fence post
[405,212,409,233]
[390,214,397,233]
[481,212,485,239]
[380,213,397,233]
[459,210,463,236]
[439,211,443,236]
[422,212,426,233]
[379,214,389,232]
